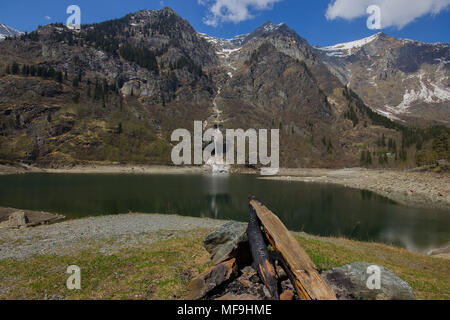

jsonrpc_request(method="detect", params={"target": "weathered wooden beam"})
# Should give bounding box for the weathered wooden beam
[247,206,279,300]
[249,198,337,301]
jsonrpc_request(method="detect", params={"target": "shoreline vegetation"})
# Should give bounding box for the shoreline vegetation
[0,213,448,300]
[1,164,449,211]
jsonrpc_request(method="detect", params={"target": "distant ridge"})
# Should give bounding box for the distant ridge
[0,22,23,41]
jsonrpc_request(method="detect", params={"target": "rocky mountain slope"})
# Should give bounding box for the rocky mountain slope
[0,8,447,169]
[315,33,450,126]
[0,22,23,41]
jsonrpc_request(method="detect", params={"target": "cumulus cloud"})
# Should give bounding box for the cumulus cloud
[198,0,282,26]
[325,0,450,29]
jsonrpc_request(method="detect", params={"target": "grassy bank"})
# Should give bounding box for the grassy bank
[0,229,448,300]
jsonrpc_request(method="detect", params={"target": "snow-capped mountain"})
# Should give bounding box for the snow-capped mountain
[314,33,450,125]
[198,32,249,50]
[0,22,23,41]
[315,33,383,58]
[198,22,287,51]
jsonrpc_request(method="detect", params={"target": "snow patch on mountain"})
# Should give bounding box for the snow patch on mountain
[198,32,248,49]
[315,33,382,57]
[391,73,450,114]
[263,22,285,33]
[0,22,23,41]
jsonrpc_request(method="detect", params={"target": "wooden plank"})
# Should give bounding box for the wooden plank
[247,208,279,300]
[249,198,337,300]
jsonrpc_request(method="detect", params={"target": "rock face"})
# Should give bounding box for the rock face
[0,22,23,41]
[315,33,450,125]
[322,262,416,300]
[186,258,238,300]
[204,222,250,265]
[0,7,442,169]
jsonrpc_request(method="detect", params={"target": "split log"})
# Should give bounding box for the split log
[249,198,337,300]
[187,258,238,300]
[247,206,279,300]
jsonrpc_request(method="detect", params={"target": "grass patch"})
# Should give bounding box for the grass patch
[296,236,450,300]
[0,229,213,300]
[0,230,448,300]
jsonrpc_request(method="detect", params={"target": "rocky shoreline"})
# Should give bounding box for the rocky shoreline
[0,213,226,261]
[0,164,209,175]
[264,168,450,211]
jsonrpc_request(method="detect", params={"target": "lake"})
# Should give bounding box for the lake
[0,173,448,253]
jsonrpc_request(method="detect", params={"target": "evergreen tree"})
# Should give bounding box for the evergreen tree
[11,62,19,75]
[367,150,372,165]
[360,150,366,164]
[56,71,63,83]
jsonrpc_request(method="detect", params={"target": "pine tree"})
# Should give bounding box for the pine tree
[360,151,366,164]
[327,140,333,154]
[367,151,372,165]
[56,71,63,83]
[11,62,19,75]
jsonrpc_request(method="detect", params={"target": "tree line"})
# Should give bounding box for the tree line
[5,62,64,83]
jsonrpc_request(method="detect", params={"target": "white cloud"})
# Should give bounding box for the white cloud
[198,0,282,26]
[325,0,450,29]
[45,16,52,20]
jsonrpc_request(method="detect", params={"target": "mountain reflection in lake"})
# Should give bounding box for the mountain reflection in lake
[0,173,448,253]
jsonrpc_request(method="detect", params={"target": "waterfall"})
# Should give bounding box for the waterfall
[206,127,230,175]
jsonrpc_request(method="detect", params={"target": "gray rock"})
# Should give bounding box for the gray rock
[7,211,29,229]
[204,222,250,265]
[322,262,416,300]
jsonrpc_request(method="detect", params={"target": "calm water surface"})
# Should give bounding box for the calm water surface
[0,173,448,253]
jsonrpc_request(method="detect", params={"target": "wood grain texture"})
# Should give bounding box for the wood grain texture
[247,207,279,300]
[249,198,337,300]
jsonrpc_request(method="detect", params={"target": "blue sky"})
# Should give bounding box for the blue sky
[1,0,449,46]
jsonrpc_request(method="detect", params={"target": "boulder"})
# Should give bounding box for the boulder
[204,222,250,265]
[7,211,29,229]
[120,80,142,97]
[187,258,238,300]
[322,262,416,300]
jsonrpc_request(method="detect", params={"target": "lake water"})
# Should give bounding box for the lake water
[0,173,448,253]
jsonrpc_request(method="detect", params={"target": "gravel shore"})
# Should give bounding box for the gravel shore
[0,164,208,175]
[0,214,226,261]
[263,168,450,211]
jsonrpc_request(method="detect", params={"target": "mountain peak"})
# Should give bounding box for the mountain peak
[0,22,23,41]
[315,33,388,57]
[257,21,286,33]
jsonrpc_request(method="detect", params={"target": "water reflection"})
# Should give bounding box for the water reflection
[0,173,448,253]
[201,175,231,219]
